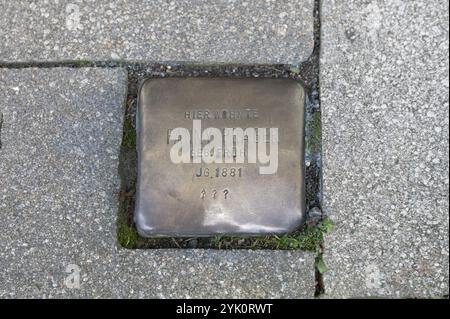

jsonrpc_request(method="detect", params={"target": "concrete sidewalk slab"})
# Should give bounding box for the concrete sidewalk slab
[0,0,314,65]
[321,0,449,298]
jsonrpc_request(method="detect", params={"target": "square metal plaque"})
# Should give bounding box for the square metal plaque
[135,78,305,237]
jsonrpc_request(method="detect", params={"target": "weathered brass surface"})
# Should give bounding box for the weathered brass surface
[135,78,305,236]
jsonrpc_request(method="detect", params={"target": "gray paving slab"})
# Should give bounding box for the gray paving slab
[0,0,314,65]
[321,0,449,298]
[0,68,316,298]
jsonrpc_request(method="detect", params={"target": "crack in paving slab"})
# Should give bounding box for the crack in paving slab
[0,112,3,149]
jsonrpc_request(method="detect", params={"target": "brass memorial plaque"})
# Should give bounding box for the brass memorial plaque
[135,78,305,236]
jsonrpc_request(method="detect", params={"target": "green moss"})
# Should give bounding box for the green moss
[320,218,334,233]
[117,113,139,249]
[122,117,136,151]
[315,258,327,274]
[72,60,91,68]
[117,216,334,250]
[210,218,333,251]
[117,200,138,248]
[306,111,322,153]
[314,219,335,277]
[290,66,300,75]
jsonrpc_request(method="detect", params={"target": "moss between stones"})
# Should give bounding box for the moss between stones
[117,199,138,248]
[211,219,332,251]
[117,191,333,250]
[121,117,136,151]
[72,60,92,68]
[306,111,322,154]
[117,112,139,248]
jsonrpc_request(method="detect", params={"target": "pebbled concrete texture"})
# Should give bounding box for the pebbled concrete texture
[0,68,316,298]
[0,0,314,65]
[321,0,449,298]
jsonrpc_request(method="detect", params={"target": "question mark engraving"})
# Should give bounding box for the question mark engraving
[212,190,217,199]
[223,189,229,199]
[200,189,206,199]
